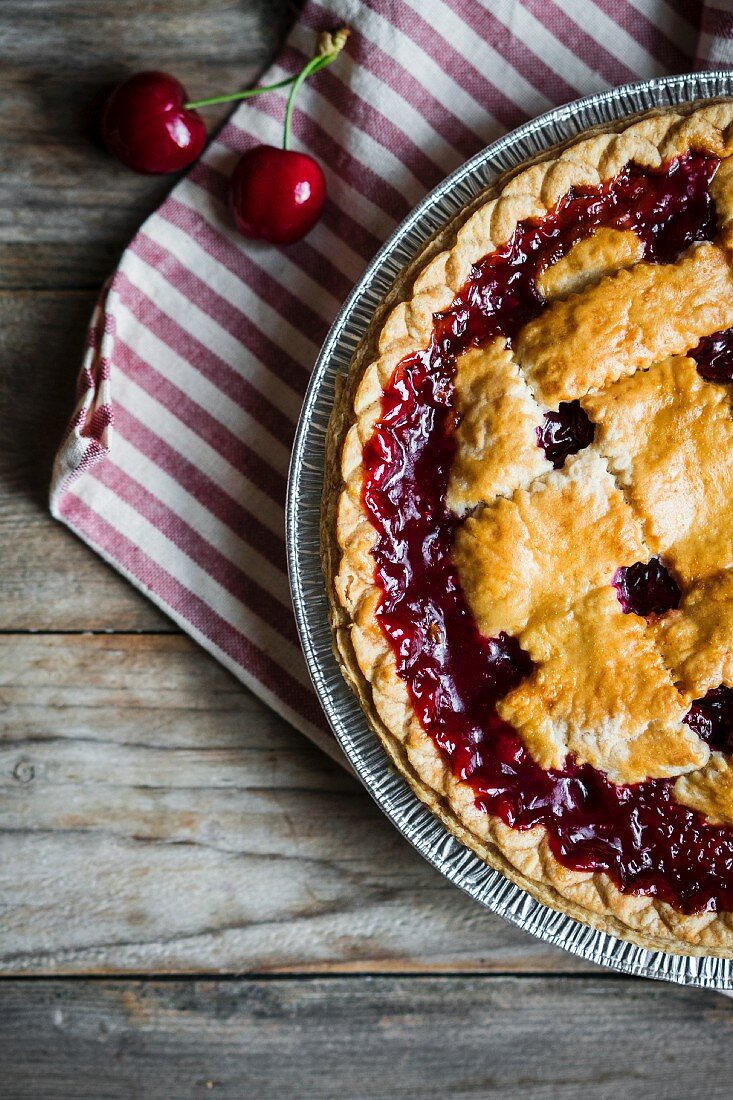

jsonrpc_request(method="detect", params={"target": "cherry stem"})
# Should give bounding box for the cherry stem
[282,28,350,151]
[184,26,349,149]
[185,75,296,110]
[283,56,327,151]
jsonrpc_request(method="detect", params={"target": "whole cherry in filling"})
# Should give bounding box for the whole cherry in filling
[537,401,595,468]
[362,151,733,914]
[690,325,733,383]
[685,687,733,755]
[613,559,681,617]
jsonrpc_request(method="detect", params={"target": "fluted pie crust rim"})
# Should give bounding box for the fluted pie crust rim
[323,100,733,956]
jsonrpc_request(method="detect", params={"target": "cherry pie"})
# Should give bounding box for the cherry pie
[324,101,733,954]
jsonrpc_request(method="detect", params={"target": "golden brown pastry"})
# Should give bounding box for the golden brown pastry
[326,100,733,956]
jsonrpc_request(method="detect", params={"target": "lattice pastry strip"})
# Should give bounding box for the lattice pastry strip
[658,569,733,697]
[582,354,733,585]
[536,227,644,301]
[446,338,552,515]
[674,753,733,827]
[514,242,733,406]
[497,586,706,785]
[452,446,703,782]
[452,449,648,639]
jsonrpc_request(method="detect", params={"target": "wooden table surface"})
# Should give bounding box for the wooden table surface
[4,1,733,1096]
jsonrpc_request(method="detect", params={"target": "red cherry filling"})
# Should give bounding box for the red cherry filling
[362,152,733,913]
[690,325,733,383]
[364,348,532,781]
[685,686,733,755]
[536,401,595,468]
[432,153,719,356]
[612,559,681,617]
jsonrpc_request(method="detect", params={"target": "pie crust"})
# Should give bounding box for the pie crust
[324,100,733,955]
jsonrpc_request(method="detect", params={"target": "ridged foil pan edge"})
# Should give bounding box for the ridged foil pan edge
[287,71,733,990]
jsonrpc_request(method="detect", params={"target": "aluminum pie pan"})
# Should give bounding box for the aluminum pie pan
[287,70,733,990]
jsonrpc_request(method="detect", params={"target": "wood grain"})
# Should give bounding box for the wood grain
[0,632,589,975]
[0,0,301,289]
[2,976,732,1099]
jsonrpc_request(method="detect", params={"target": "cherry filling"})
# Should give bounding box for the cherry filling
[690,325,733,383]
[362,152,733,914]
[613,559,682,617]
[363,349,533,781]
[685,686,733,755]
[432,152,719,353]
[537,401,595,468]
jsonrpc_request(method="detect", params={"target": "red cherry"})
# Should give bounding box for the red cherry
[101,71,206,175]
[228,145,326,245]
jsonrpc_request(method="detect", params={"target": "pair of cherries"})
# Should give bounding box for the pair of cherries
[101,28,349,244]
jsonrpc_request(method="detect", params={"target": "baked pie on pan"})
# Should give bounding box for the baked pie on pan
[324,101,733,955]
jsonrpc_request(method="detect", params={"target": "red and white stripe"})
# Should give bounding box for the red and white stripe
[51,0,721,760]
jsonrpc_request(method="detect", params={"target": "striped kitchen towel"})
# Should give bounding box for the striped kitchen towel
[51,0,730,762]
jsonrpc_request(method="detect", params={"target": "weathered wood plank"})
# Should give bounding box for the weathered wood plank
[0,632,592,975]
[0,290,172,629]
[0,0,300,288]
[1,976,731,1099]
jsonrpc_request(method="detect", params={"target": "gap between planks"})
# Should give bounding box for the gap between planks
[1,974,730,1100]
[0,631,591,976]
[0,969,630,983]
